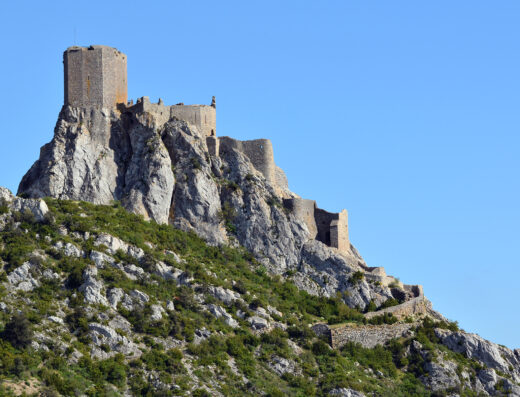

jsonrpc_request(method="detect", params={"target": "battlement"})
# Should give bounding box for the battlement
[64,45,127,108]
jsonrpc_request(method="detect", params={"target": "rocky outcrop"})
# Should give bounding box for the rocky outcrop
[323,323,416,349]
[435,328,520,383]
[0,187,49,222]
[18,107,174,224]
[17,104,420,311]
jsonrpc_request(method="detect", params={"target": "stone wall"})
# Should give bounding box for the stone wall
[330,323,415,349]
[364,296,435,320]
[315,208,349,253]
[330,210,349,253]
[218,137,276,185]
[126,97,216,135]
[64,45,127,108]
[283,198,318,238]
[171,104,216,137]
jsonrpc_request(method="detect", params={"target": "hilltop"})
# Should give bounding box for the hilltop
[0,45,518,396]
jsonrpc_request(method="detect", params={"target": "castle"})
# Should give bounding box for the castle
[63,45,350,254]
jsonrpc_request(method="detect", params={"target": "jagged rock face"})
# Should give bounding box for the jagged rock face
[18,105,400,309]
[18,106,174,224]
[435,328,520,383]
[17,105,311,271]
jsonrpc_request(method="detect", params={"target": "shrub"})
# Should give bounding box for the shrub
[0,198,8,214]
[311,340,331,356]
[379,298,399,310]
[364,300,377,313]
[367,312,398,325]
[348,271,364,285]
[1,313,33,348]
[218,201,237,234]
[191,157,202,170]
[13,209,36,224]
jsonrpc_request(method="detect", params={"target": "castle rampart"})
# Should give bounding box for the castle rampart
[64,45,127,108]
[127,96,216,136]
[314,207,349,252]
[218,137,276,186]
[283,198,318,238]
[283,198,349,254]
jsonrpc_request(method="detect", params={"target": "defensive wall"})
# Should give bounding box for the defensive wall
[64,45,127,108]
[64,45,215,136]
[283,198,350,254]
[207,136,277,187]
[312,322,416,349]
[124,96,216,137]
[62,44,353,256]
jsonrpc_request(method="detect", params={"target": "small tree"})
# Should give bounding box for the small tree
[2,313,33,348]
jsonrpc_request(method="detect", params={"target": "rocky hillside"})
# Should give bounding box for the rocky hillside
[18,104,413,311]
[0,102,517,396]
[0,191,519,396]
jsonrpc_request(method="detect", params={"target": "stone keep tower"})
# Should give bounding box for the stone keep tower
[64,45,127,108]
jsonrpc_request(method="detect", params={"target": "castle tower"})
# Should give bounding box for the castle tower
[64,45,127,108]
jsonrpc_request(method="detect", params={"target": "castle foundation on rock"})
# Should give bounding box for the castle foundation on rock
[51,45,351,254]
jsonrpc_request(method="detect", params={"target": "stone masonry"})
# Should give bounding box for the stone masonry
[64,45,127,108]
[61,44,350,255]
[283,198,350,254]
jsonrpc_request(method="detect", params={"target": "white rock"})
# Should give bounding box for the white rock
[90,251,114,268]
[208,304,238,328]
[7,262,39,291]
[248,315,269,331]
[63,242,82,258]
[42,268,60,280]
[150,304,165,321]
[208,286,240,305]
[129,289,149,305]
[48,316,64,325]
[107,288,124,309]
[78,266,109,306]
[267,305,282,318]
[95,233,144,259]
[329,389,366,397]
[123,264,145,280]
[166,300,175,311]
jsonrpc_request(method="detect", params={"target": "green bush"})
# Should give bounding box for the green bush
[348,271,364,285]
[311,340,331,356]
[1,313,33,348]
[0,198,8,214]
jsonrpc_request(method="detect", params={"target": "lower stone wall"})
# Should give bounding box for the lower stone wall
[330,323,415,349]
[364,296,432,320]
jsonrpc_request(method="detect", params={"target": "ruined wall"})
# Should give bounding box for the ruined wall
[330,210,349,253]
[218,137,276,185]
[206,136,219,157]
[364,296,432,320]
[132,97,170,126]
[64,45,127,108]
[171,105,216,137]
[128,97,216,134]
[283,198,317,238]
[314,208,349,253]
[330,323,415,349]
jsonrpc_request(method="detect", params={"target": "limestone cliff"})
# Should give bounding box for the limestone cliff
[18,103,415,312]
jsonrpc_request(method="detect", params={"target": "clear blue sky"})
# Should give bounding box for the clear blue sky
[1,1,519,348]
